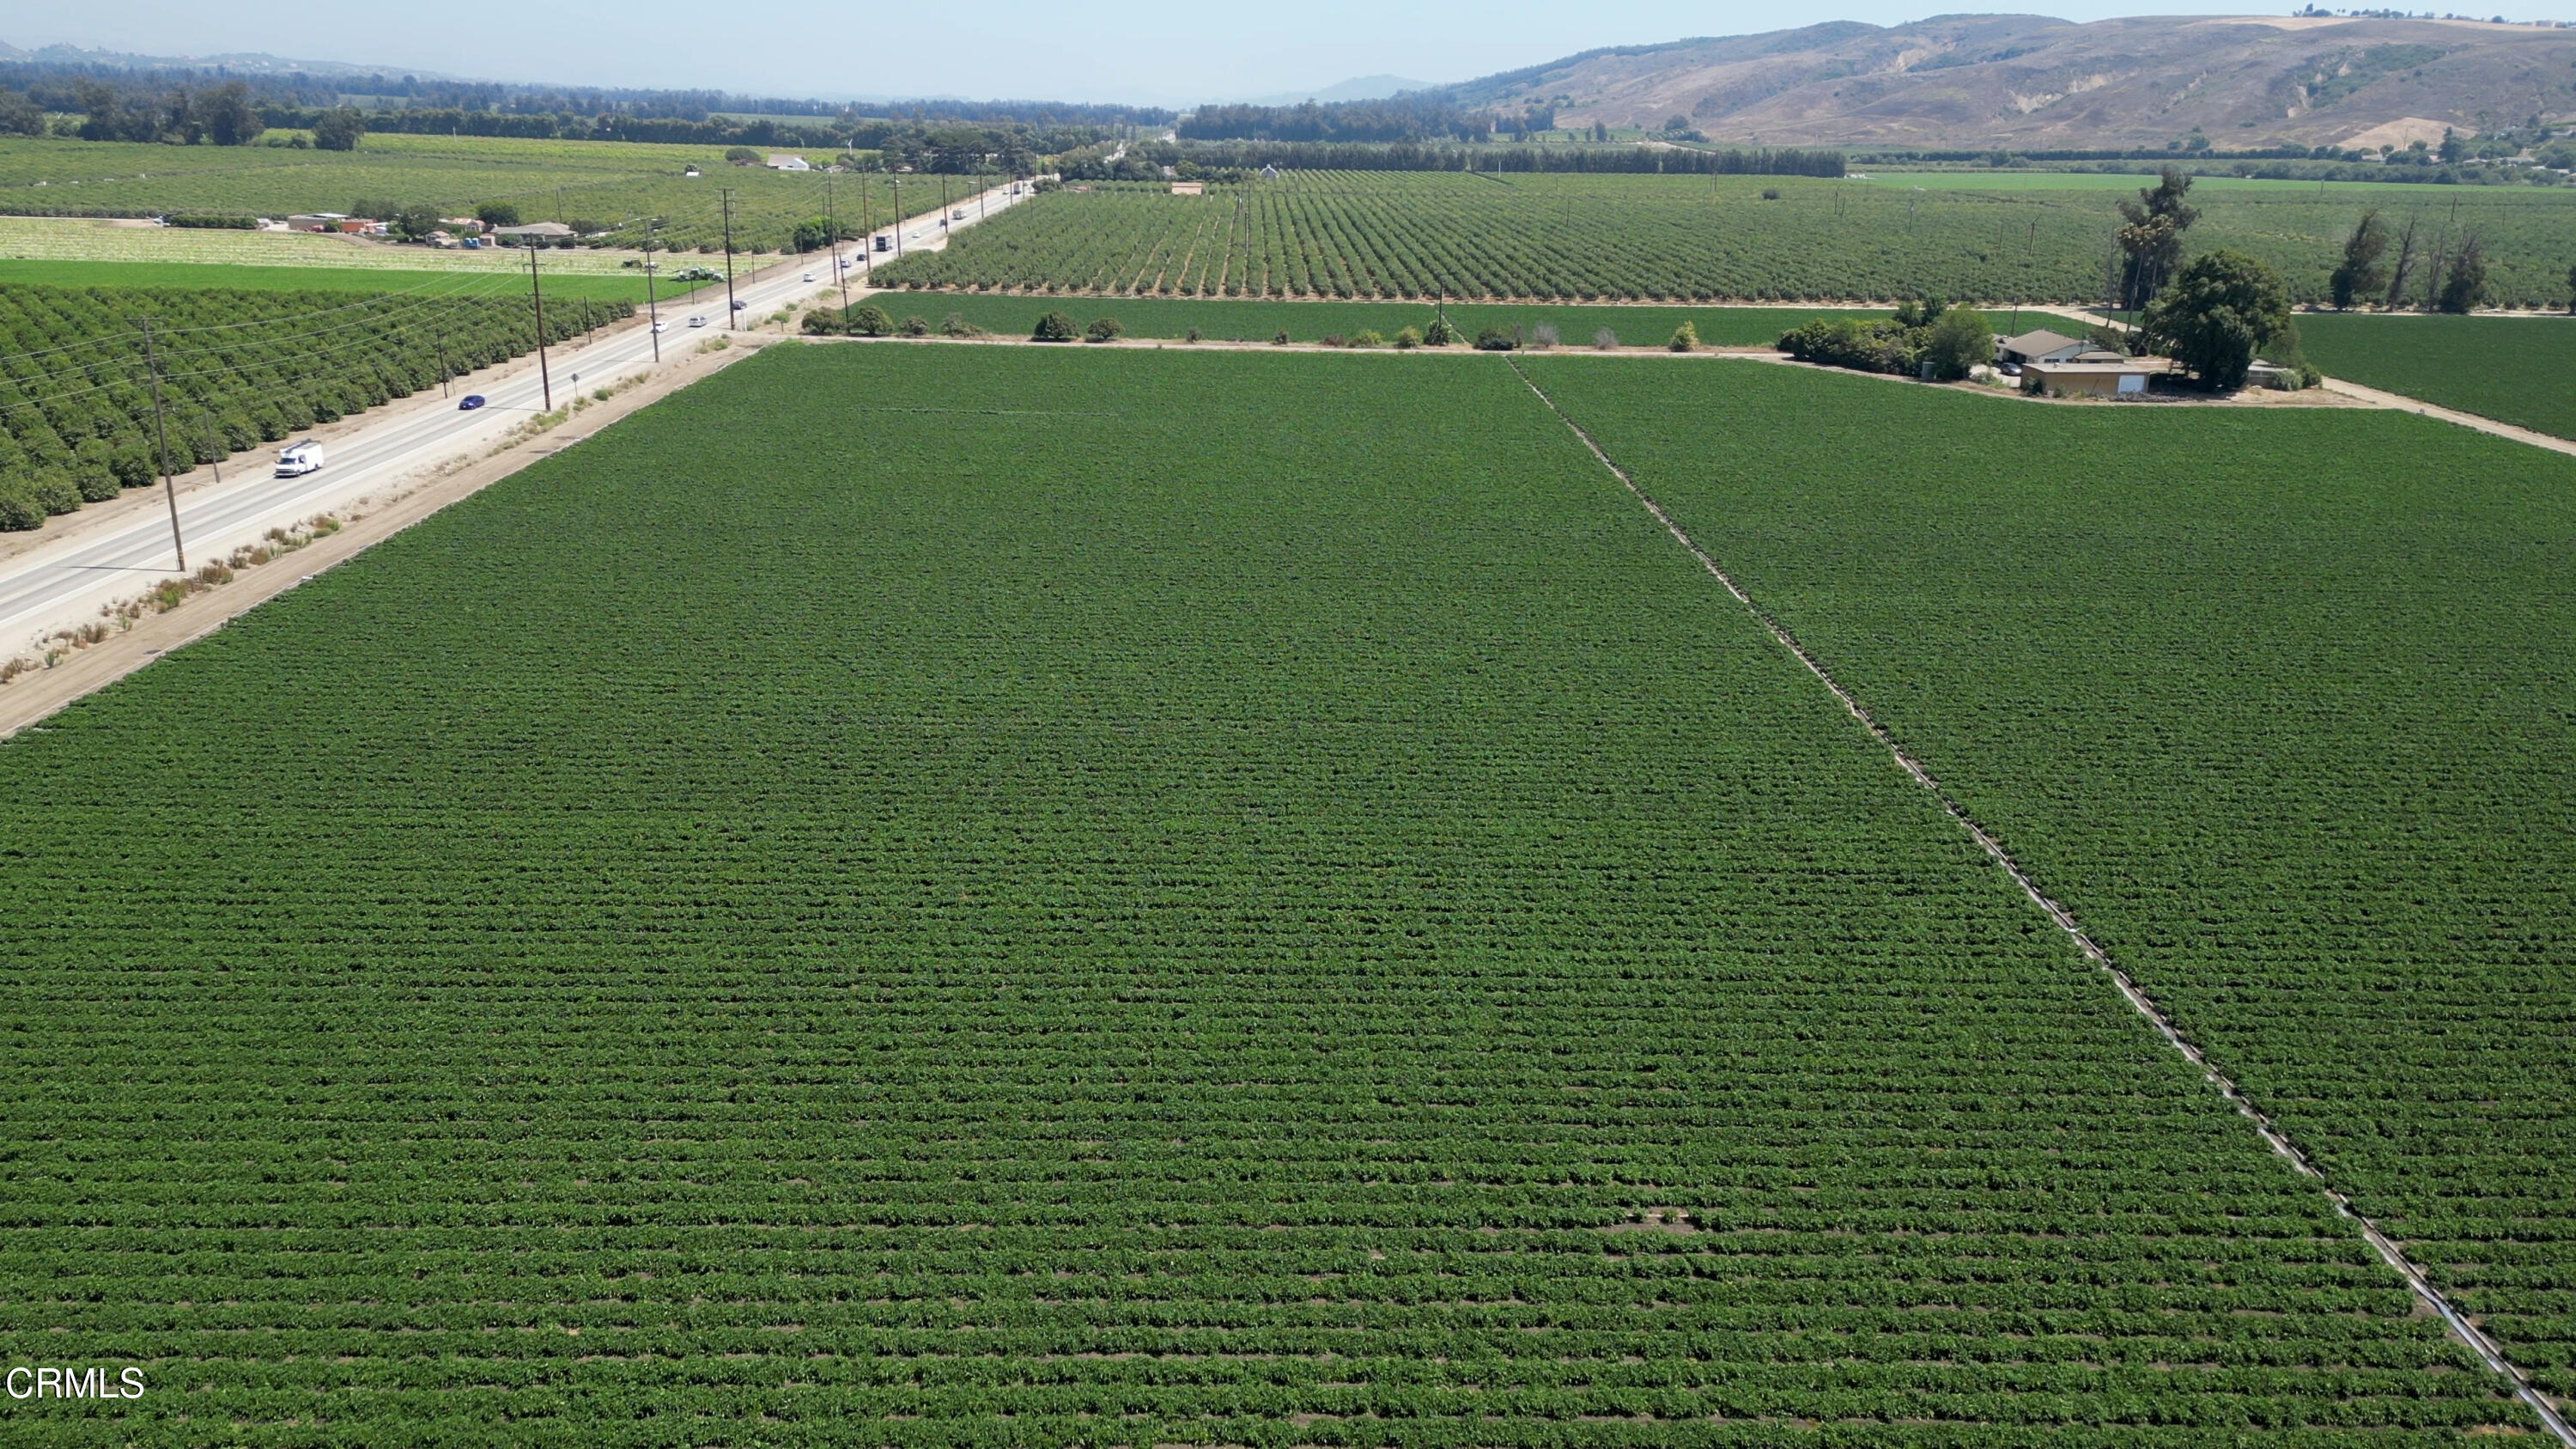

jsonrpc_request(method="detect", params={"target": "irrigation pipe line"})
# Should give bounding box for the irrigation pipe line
[1501,354,2576,1447]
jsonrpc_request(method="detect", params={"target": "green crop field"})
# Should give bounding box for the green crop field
[871,170,2576,307]
[1855,169,2470,192]
[0,134,948,254]
[1524,356,2576,1401]
[2283,313,2576,441]
[0,281,631,527]
[845,291,1886,344]
[0,342,2540,1443]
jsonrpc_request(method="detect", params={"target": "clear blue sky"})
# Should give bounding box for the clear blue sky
[13,2,2573,108]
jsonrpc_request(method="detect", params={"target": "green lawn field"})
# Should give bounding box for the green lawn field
[0,343,2530,1443]
[849,290,1884,344]
[2286,312,2576,440]
[1528,355,2576,1399]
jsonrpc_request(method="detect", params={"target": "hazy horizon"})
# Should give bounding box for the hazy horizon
[19,1,2547,110]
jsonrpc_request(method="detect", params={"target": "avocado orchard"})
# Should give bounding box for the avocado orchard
[0,281,631,528]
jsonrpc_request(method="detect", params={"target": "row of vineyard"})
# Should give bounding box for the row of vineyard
[0,280,631,529]
[872,171,2576,306]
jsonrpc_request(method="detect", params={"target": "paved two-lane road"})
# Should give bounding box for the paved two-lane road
[0,178,1031,654]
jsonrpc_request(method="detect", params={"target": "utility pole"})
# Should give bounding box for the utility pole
[720,188,738,330]
[825,172,847,314]
[860,174,872,274]
[527,242,553,412]
[204,415,221,484]
[643,216,662,362]
[137,318,184,570]
[891,177,902,255]
[437,340,450,398]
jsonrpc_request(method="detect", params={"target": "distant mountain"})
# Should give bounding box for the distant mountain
[0,40,468,82]
[1236,74,1441,107]
[1437,13,2576,150]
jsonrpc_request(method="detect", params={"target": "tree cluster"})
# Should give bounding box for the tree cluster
[1181,98,1474,144]
[2329,208,2494,313]
[58,78,265,144]
[868,124,1048,176]
[2116,168,2198,310]
[1778,298,1992,380]
[2139,250,2296,390]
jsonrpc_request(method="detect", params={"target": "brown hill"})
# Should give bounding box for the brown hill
[1445,14,2576,150]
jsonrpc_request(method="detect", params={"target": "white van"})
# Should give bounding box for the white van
[274,439,324,478]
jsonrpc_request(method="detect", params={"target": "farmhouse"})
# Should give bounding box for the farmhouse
[489,222,577,243]
[1994,328,2091,365]
[766,154,811,171]
[285,212,346,231]
[1170,180,1204,195]
[2020,356,2171,398]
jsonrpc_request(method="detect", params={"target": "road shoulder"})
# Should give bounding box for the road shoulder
[0,337,775,740]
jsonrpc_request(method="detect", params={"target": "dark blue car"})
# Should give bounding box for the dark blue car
[459,394,486,411]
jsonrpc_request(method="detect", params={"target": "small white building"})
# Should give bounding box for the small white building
[766,154,811,171]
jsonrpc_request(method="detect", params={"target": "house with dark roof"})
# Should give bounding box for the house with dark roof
[1994,328,2092,366]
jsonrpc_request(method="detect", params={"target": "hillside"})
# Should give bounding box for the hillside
[1443,13,2576,151]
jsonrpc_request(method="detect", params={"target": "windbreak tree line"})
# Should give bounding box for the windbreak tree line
[1180,97,1480,144]
[2328,208,2500,313]
[1068,138,1845,180]
[0,282,630,530]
